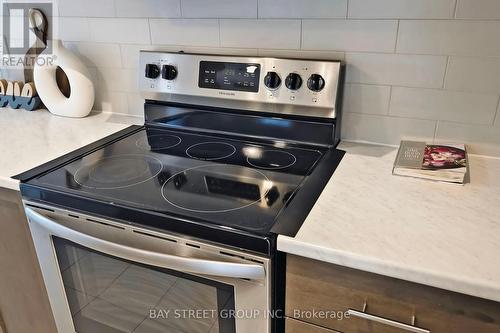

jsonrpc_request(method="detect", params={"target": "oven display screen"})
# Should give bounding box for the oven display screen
[199,61,260,93]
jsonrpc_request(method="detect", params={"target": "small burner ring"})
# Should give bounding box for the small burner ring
[247,150,297,170]
[136,134,182,151]
[186,142,236,161]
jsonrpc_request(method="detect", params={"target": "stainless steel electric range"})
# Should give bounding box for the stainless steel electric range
[16,52,345,333]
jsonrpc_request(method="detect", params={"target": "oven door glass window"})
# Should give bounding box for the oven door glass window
[54,237,236,333]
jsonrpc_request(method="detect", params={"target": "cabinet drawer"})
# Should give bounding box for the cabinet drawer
[286,254,500,333]
[286,317,341,333]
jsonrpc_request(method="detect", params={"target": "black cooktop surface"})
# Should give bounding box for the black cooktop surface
[29,127,324,235]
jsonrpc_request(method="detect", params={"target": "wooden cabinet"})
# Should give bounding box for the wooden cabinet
[0,188,57,333]
[286,317,341,333]
[286,254,500,333]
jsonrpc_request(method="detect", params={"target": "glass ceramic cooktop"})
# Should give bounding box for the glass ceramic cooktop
[32,127,323,234]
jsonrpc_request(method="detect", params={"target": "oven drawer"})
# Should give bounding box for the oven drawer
[286,255,500,333]
[285,317,341,333]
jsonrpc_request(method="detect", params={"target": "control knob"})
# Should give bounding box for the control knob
[162,65,178,80]
[145,64,160,79]
[285,73,302,90]
[264,71,281,90]
[307,74,325,92]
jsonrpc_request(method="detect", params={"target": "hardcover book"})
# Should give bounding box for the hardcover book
[393,141,467,184]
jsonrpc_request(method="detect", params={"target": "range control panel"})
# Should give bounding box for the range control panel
[140,51,343,119]
[199,61,261,92]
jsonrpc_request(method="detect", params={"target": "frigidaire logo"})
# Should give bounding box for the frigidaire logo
[2,2,53,56]
[218,91,236,96]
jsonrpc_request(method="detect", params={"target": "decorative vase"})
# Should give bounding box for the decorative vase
[34,40,94,118]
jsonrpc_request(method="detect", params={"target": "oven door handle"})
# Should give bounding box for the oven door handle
[25,207,266,280]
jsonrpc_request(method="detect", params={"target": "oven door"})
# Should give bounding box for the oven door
[24,203,271,333]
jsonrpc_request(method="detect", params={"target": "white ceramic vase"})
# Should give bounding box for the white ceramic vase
[34,40,95,118]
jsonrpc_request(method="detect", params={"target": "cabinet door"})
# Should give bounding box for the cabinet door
[0,188,57,333]
[286,317,341,333]
[286,254,500,333]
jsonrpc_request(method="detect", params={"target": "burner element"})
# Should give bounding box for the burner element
[247,150,297,170]
[136,134,181,151]
[186,142,236,161]
[161,164,272,213]
[74,155,163,190]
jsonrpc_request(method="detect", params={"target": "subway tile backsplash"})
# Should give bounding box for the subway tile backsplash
[301,20,398,53]
[397,20,500,56]
[389,87,498,125]
[348,0,456,19]
[455,0,500,20]
[445,57,500,94]
[115,0,181,18]
[220,19,301,49]
[258,0,347,19]
[345,53,448,88]
[1,0,500,156]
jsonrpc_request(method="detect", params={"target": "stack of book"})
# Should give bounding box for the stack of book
[393,141,468,184]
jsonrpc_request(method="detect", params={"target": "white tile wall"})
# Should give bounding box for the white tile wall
[397,20,500,56]
[389,87,499,125]
[88,18,151,44]
[349,0,456,19]
[257,49,344,60]
[2,0,499,156]
[58,0,115,17]
[64,42,123,68]
[181,0,257,18]
[53,17,90,42]
[345,53,447,88]
[342,113,437,145]
[456,0,500,19]
[150,19,219,46]
[258,0,347,19]
[115,0,181,18]
[95,68,138,93]
[343,84,391,115]
[220,19,301,49]
[302,20,398,53]
[445,57,500,94]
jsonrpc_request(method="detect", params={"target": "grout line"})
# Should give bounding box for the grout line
[299,20,303,49]
[433,121,439,143]
[492,95,500,125]
[394,19,400,52]
[387,85,393,115]
[147,18,153,45]
[218,19,221,47]
[442,55,450,88]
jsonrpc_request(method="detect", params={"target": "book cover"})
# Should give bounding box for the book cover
[393,141,467,184]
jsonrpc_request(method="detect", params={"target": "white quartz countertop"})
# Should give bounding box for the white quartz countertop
[278,141,500,302]
[0,108,141,191]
